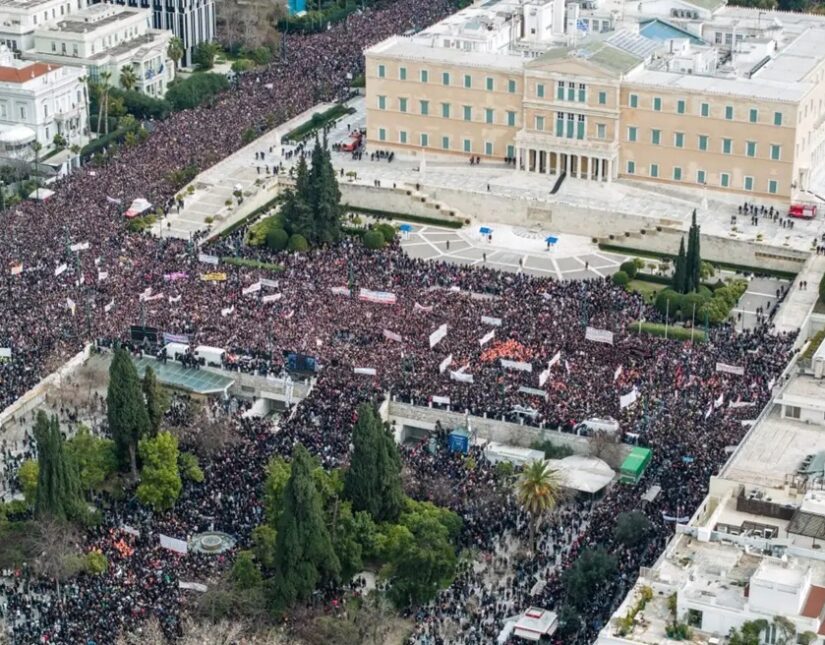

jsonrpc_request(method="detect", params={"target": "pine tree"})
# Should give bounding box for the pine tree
[281,156,314,241]
[142,366,163,436]
[272,444,340,610]
[673,237,687,294]
[33,411,83,521]
[314,141,343,244]
[689,209,701,293]
[107,347,150,478]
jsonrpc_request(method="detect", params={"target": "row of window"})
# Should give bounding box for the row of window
[625,161,779,193]
[376,127,514,156]
[534,82,608,106]
[625,126,783,159]
[376,96,518,125]
[627,94,784,125]
[376,64,518,93]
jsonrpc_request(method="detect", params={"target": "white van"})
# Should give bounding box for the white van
[574,417,620,436]
[194,345,225,367]
[164,342,190,362]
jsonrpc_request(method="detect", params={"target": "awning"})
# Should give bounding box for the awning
[479,226,493,235]
[28,187,55,201]
[124,198,152,219]
[399,223,414,232]
[545,235,558,244]
[547,455,615,494]
[0,124,35,145]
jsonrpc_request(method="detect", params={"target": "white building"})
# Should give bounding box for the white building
[0,44,86,163]
[0,0,89,53]
[22,3,174,96]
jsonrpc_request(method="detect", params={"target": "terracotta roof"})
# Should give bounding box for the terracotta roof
[802,585,825,618]
[0,62,56,83]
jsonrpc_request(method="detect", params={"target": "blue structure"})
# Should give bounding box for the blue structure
[399,224,414,233]
[479,226,493,235]
[448,428,470,454]
[545,235,558,245]
[639,20,704,45]
[287,0,306,15]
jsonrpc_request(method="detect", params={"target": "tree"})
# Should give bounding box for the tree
[96,71,112,134]
[613,511,652,547]
[251,525,277,571]
[231,550,262,590]
[672,237,687,293]
[612,270,629,287]
[31,141,42,188]
[563,548,617,610]
[363,230,385,250]
[18,459,39,505]
[165,73,229,111]
[167,37,184,73]
[85,550,108,575]
[136,431,182,512]
[685,209,702,293]
[344,404,404,523]
[516,460,561,553]
[266,227,289,251]
[64,426,117,496]
[33,412,83,521]
[193,41,220,70]
[271,444,340,610]
[263,456,292,524]
[179,452,204,483]
[142,366,165,435]
[107,347,151,478]
[119,64,138,92]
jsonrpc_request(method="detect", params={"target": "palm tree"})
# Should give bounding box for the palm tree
[31,140,42,189]
[516,460,562,553]
[119,64,138,92]
[96,71,112,135]
[167,37,184,74]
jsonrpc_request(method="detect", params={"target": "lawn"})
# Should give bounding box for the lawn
[627,280,664,304]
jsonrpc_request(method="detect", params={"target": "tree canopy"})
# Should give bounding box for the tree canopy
[136,431,182,512]
[107,347,150,478]
[33,412,83,521]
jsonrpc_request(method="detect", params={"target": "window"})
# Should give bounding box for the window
[770,144,781,160]
[701,102,710,117]
[725,105,733,120]
[463,74,472,89]
[598,90,606,105]
[537,83,545,98]
[674,132,684,148]
[597,123,606,139]
[746,141,756,157]
[399,67,407,80]
[556,81,564,100]
[697,170,706,184]
[653,97,662,111]
[441,103,451,118]
[420,100,429,116]
[507,144,515,158]
[420,133,429,147]
[567,82,575,101]
[677,99,685,114]
[399,98,407,113]
[768,179,778,194]
[650,163,659,178]
[485,108,494,124]
[673,167,682,181]
[463,105,472,121]
[698,135,708,151]
[629,93,638,108]
[627,126,637,142]
[377,64,385,78]
[43,103,48,118]
[420,69,429,83]
[486,77,494,91]
[627,160,635,174]
[535,115,545,131]
[19,105,25,120]
[507,110,516,127]
[508,79,516,93]
[378,128,386,141]
[485,141,493,156]
[442,72,450,86]
[463,138,471,153]
[744,176,754,191]
[566,113,575,138]
[442,136,450,150]
[749,108,758,123]
[720,172,730,187]
[556,113,564,137]
[399,130,407,144]
[576,114,585,139]
[787,405,801,419]
[578,83,585,102]
[773,111,783,126]
[722,138,732,154]
[377,95,386,110]
[651,129,661,145]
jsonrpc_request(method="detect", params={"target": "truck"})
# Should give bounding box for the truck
[789,203,817,219]
[340,131,363,153]
[194,345,226,368]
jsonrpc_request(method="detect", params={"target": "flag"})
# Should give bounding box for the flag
[98,271,108,281]
[383,329,403,342]
[714,393,725,408]
[282,309,294,319]
[413,302,433,313]
[614,365,623,382]
[104,299,115,313]
[10,262,22,275]
[358,288,397,305]
[548,351,561,368]
[139,287,153,302]
[54,263,67,276]
[221,305,234,317]
[66,297,76,315]
[168,295,182,303]
[439,354,453,374]
[106,196,122,205]
[479,330,495,346]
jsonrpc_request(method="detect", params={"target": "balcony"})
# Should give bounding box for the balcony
[515,128,619,156]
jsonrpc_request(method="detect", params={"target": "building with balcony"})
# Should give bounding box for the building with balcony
[0,0,89,53]
[365,0,825,200]
[22,3,174,96]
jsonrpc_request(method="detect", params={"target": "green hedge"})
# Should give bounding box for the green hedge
[803,329,825,361]
[207,194,282,243]
[633,321,707,342]
[346,206,464,229]
[819,273,825,305]
[81,127,129,160]
[221,257,283,272]
[282,104,354,143]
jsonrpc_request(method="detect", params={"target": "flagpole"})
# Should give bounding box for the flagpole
[665,298,669,340]
[691,303,696,342]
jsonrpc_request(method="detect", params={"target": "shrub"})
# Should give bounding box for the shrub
[85,550,108,575]
[179,452,205,483]
[165,73,229,111]
[266,227,289,251]
[530,440,573,459]
[681,292,709,319]
[634,322,706,342]
[287,233,309,252]
[655,289,682,317]
[231,59,254,73]
[820,273,825,305]
[375,223,396,244]
[363,230,386,250]
[619,261,638,279]
[612,270,630,286]
[220,257,283,272]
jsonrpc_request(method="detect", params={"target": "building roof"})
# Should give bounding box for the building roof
[682,0,726,12]
[0,61,54,83]
[801,584,825,618]
[531,39,643,75]
[640,19,705,45]
[366,35,524,72]
[132,356,234,395]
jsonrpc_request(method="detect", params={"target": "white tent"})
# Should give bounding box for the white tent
[0,124,35,146]
[547,455,615,494]
[513,608,558,641]
[124,197,152,218]
[28,187,55,201]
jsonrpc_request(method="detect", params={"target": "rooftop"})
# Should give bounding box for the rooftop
[530,38,643,75]
[367,35,525,71]
[47,5,141,34]
[0,60,54,82]
[131,356,234,395]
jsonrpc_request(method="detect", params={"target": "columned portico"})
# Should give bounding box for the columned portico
[514,130,618,183]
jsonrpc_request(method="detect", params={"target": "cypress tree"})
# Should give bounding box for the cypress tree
[673,237,687,294]
[282,156,314,241]
[272,444,340,609]
[107,347,150,478]
[689,209,701,293]
[374,422,404,522]
[143,366,163,436]
[34,411,83,521]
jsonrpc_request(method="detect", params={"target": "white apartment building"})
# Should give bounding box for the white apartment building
[0,44,87,161]
[22,3,174,96]
[0,0,89,53]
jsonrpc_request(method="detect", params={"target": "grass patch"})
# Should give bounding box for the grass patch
[283,104,354,143]
[627,280,664,303]
[802,329,825,361]
[633,321,707,342]
[221,257,283,272]
[347,206,464,229]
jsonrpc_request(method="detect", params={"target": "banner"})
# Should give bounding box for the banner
[716,362,744,376]
[501,359,532,372]
[139,287,152,301]
[481,315,502,327]
[120,524,140,537]
[354,367,377,376]
[221,305,234,317]
[70,241,90,252]
[179,582,208,592]
[439,354,453,374]
[282,309,294,320]
[104,299,115,313]
[548,351,561,368]
[518,386,548,399]
[383,329,403,342]
[450,370,474,383]
[242,282,262,295]
[585,326,614,345]
[98,271,108,281]
[198,253,220,265]
[614,365,623,382]
[432,395,451,405]
[163,332,189,345]
[168,295,182,304]
[262,293,282,303]
[331,286,350,296]
[106,195,122,205]
[163,272,188,282]
[0,347,11,358]
[54,263,67,276]
[76,273,85,287]
[661,512,690,523]
[429,324,448,349]
[619,388,639,409]
[538,368,550,387]
[729,400,755,409]
[10,262,22,275]
[359,288,397,305]
[479,330,495,346]
[714,393,725,409]
[200,272,227,282]
[159,534,188,555]
[66,297,76,315]
[144,293,164,302]
[414,302,433,313]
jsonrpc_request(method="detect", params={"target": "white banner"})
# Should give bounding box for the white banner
[139,287,152,302]
[159,534,188,555]
[481,315,502,327]
[359,288,397,305]
[179,582,208,592]
[439,354,453,374]
[70,241,90,252]
[354,367,377,376]
[548,351,561,368]
[716,362,745,376]
[538,368,550,387]
[414,302,433,314]
[242,282,262,295]
[98,271,108,281]
[260,279,279,289]
[432,395,451,405]
[619,388,639,409]
[120,524,140,537]
[262,293,282,303]
[479,330,495,346]
[0,347,11,358]
[104,299,115,313]
[614,365,623,382]
[501,358,532,373]
[383,329,403,342]
[518,386,548,399]
[54,263,67,276]
[144,293,164,302]
[221,305,234,317]
[331,286,350,296]
[168,295,182,304]
[585,326,614,345]
[66,297,76,315]
[728,400,755,409]
[10,262,22,275]
[450,370,474,383]
[429,324,448,349]
[198,253,220,265]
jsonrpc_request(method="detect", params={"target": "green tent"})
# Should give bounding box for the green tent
[620,447,652,484]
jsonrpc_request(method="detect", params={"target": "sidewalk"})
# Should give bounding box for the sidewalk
[773,254,825,337]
